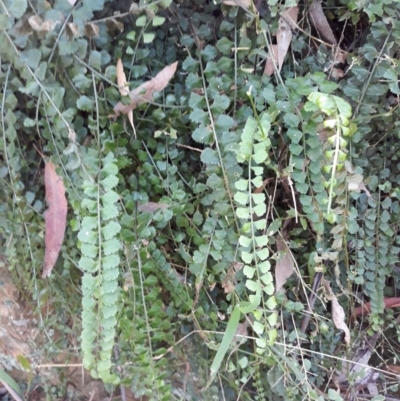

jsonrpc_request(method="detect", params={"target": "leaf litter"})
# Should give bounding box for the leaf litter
[42,161,68,278]
[112,61,178,116]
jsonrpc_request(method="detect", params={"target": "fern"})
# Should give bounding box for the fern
[234,108,277,345]
[78,151,121,384]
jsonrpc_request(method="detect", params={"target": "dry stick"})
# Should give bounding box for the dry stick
[300,272,323,333]
[113,345,127,401]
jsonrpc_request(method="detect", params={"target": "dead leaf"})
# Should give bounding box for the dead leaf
[222,276,235,294]
[66,22,79,39]
[84,23,99,37]
[105,18,124,33]
[331,67,345,79]
[353,297,400,318]
[234,320,249,343]
[277,7,298,71]
[275,235,295,293]
[137,202,169,213]
[264,7,299,76]
[43,161,68,278]
[116,59,134,133]
[28,15,59,33]
[113,61,178,116]
[322,279,350,345]
[232,261,244,271]
[334,50,347,65]
[309,1,337,45]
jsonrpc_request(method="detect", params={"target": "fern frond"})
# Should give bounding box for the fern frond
[79,151,121,383]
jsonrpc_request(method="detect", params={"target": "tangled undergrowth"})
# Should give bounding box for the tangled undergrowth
[1,0,400,400]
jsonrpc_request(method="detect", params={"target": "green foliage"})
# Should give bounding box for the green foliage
[79,152,121,383]
[2,0,400,399]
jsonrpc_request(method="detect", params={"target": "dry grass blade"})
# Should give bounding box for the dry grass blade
[116,58,130,96]
[42,161,68,278]
[116,58,134,133]
[113,61,178,115]
[275,235,295,293]
[309,1,337,45]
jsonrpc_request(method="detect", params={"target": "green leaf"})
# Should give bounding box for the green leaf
[79,257,98,272]
[101,175,119,190]
[241,251,253,264]
[143,33,155,43]
[136,15,147,26]
[287,128,303,144]
[0,367,25,400]
[22,49,41,70]
[209,306,240,384]
[192,125,212,144]
[101,204,119,221]
[102,254,120,269]
[89,50,102,69]
[333,95,352,118]
[77,96,95,111]
[103,238,121,255]
[8,0,27,18]
[152,16,165,26]
[202,45,218,61]
[243,265,255,278]
[240,287,261,313]
[234,191,249,205]
[252,149,268,164]
[102,221,121,240]
[201,148,220,165]
[235,179,248,191]
[246,279,258,292]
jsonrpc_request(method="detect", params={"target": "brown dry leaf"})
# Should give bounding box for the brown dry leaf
[84,22,99,37]
[116,58,134,133]
[277,7,299,71]
[309,1,337,45]
[222,272,235,293]
[137,202,169,213]
[331,67,345,79]
[66,22,79,38]
[234,320,249,344]
[322,279,350,345]
[28,15,59,33]
[232,261,244,271]
[334,50,347,64]
[43,161,68,278]
[264,7,299,76]
[264,45,278,76]
[275,235,295,293]
[113,61,178,116]
[105,18,124,33]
